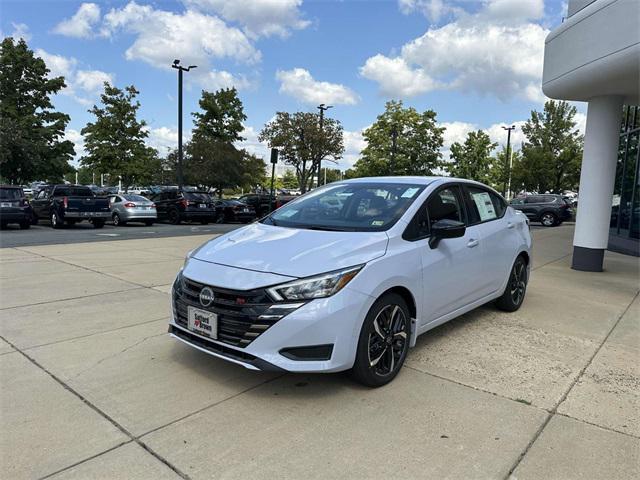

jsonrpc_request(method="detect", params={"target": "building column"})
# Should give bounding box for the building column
[572,95,624,272]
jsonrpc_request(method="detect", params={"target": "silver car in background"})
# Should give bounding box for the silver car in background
[109,194,157,226]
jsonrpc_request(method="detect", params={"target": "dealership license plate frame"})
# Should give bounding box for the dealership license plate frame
[187,306,218,339]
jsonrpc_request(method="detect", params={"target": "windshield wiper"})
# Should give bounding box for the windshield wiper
[303,225,354,232]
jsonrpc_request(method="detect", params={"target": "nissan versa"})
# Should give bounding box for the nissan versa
[169,177,531,386]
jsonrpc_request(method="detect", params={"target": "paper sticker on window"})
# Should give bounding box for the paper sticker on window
[401,187,420,198]
[371,220,384,226]
[472,192,497,221]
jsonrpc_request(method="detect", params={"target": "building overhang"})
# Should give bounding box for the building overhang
[542,0,639,104]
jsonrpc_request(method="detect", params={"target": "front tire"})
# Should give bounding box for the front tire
[351,293,411,387]
[144,220,154,226]
[496,256,528,312]
[113,213,125,226]
[19,221,31,230]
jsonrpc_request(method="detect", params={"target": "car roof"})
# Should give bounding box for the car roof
[337,176,492,187]
[0,185,23,189]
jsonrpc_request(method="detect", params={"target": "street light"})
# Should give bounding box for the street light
[502,125,516,198]
[317,103,333,186]
[171,59,197,189]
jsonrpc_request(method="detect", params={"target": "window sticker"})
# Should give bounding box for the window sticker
[371,220,385,226]
[401,187,420,198]
[472,192,497,221]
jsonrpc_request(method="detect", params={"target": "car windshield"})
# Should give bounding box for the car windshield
[0,188,22,200]
[261,182,426,232]
[123,194,149,202]
[184,192,211,202]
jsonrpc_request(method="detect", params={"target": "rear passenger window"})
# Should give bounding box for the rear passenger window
[490,192,506,217]
[468,187,498,222]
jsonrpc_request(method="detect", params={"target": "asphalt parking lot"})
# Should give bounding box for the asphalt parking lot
[0,221,240,248]
[1,224,638,479]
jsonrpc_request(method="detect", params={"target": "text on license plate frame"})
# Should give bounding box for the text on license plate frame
[187,306,218,339]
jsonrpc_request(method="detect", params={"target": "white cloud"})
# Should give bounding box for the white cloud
[398,0,459,22]
[35,49,113,104]
[100,2,260,70]
[75,70,114,94]
[54,3,101,38]
[276,68,359,105]
[341,128,368,170]
[364,0,548,102]
[238,125,270,159]
[8,22,32,41]
[184,0,310,38]
[205,70,253,91]
[64,128,85,164]
[359,55,439,98]
[144,126,189,154]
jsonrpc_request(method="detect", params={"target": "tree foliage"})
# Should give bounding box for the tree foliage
[519,100,583,193]
[186,88,264,194]
[259,111,344,193]
[80,83,159,189]
[192,87,246,143]
[352,100,444,177]
[0,37,75,183]
[446,130,497,183]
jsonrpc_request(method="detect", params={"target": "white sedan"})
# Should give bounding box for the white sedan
[170,177,531,386]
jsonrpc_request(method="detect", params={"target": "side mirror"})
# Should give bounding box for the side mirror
[429,219,466,249]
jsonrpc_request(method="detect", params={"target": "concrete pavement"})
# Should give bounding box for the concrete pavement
[1,225,638,479]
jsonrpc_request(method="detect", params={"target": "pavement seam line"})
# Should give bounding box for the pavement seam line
[554,412,640,440]
[0,286,147,311]
[136,373,287,440]
[504,289,640,479]
[0,334,192,480]
[17,316,170,352]
[38,440,134,480]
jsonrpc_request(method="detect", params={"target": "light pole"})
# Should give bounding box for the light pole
[502,125,516,198]
[171,59,197,189]
[317,103,333,187]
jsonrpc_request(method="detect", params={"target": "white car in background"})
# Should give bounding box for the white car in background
[170,177,531,386]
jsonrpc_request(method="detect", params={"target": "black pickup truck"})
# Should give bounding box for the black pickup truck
[31,185,111,228]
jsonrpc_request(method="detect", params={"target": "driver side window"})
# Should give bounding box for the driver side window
[427,187,463,226]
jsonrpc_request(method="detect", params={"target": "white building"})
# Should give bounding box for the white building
[542,0,639,271]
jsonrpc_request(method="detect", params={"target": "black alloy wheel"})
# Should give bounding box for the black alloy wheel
[496,256,528,312]
[352,293,410,387]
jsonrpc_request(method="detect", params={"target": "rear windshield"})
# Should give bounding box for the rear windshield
[54,186,94,197]
[122,194,149,202]
[184,192,212,202]
[0,188,23,199]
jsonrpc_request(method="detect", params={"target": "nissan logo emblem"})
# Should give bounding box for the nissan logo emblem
[199,287,215,307]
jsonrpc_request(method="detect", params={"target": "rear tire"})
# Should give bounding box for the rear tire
[144,220,154,226]
[51,211,62,229]
[92,219,105,229]
[351,293,411,387]
[168,208,181,225]
[496,256,528,312]
[540,212,557,227]
[200,220,209,225]
[19,221,31,230]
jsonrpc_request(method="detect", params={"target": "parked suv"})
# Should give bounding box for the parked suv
[0,185,32,229]
[150,190,215,224]
[510,194,573,227]
[238,194,295,217]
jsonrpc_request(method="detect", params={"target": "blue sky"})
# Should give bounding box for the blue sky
[2,0,584,169]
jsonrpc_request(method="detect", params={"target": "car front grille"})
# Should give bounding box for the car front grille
[172,275,299,348]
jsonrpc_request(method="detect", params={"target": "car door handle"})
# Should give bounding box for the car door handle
[467,238,479,248]
[507,222,515,229]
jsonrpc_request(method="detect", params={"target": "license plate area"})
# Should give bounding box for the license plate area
[199,203,207,209]
[188,306,218,339]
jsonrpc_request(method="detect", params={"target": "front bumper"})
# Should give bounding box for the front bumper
[169,284,374,373]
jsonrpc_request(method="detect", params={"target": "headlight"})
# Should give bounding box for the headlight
[267,265,363,301]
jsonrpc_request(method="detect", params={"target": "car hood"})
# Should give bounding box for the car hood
[192,222,389,278]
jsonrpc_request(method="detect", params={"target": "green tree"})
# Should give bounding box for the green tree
[80,83,158,190]
[192,87,246,143]
[353,100,444,177]
[519,100,583,193]
[259,111,344,193]
[446,130,497,183]
[281,169,298,189]
[0,38,75,183]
